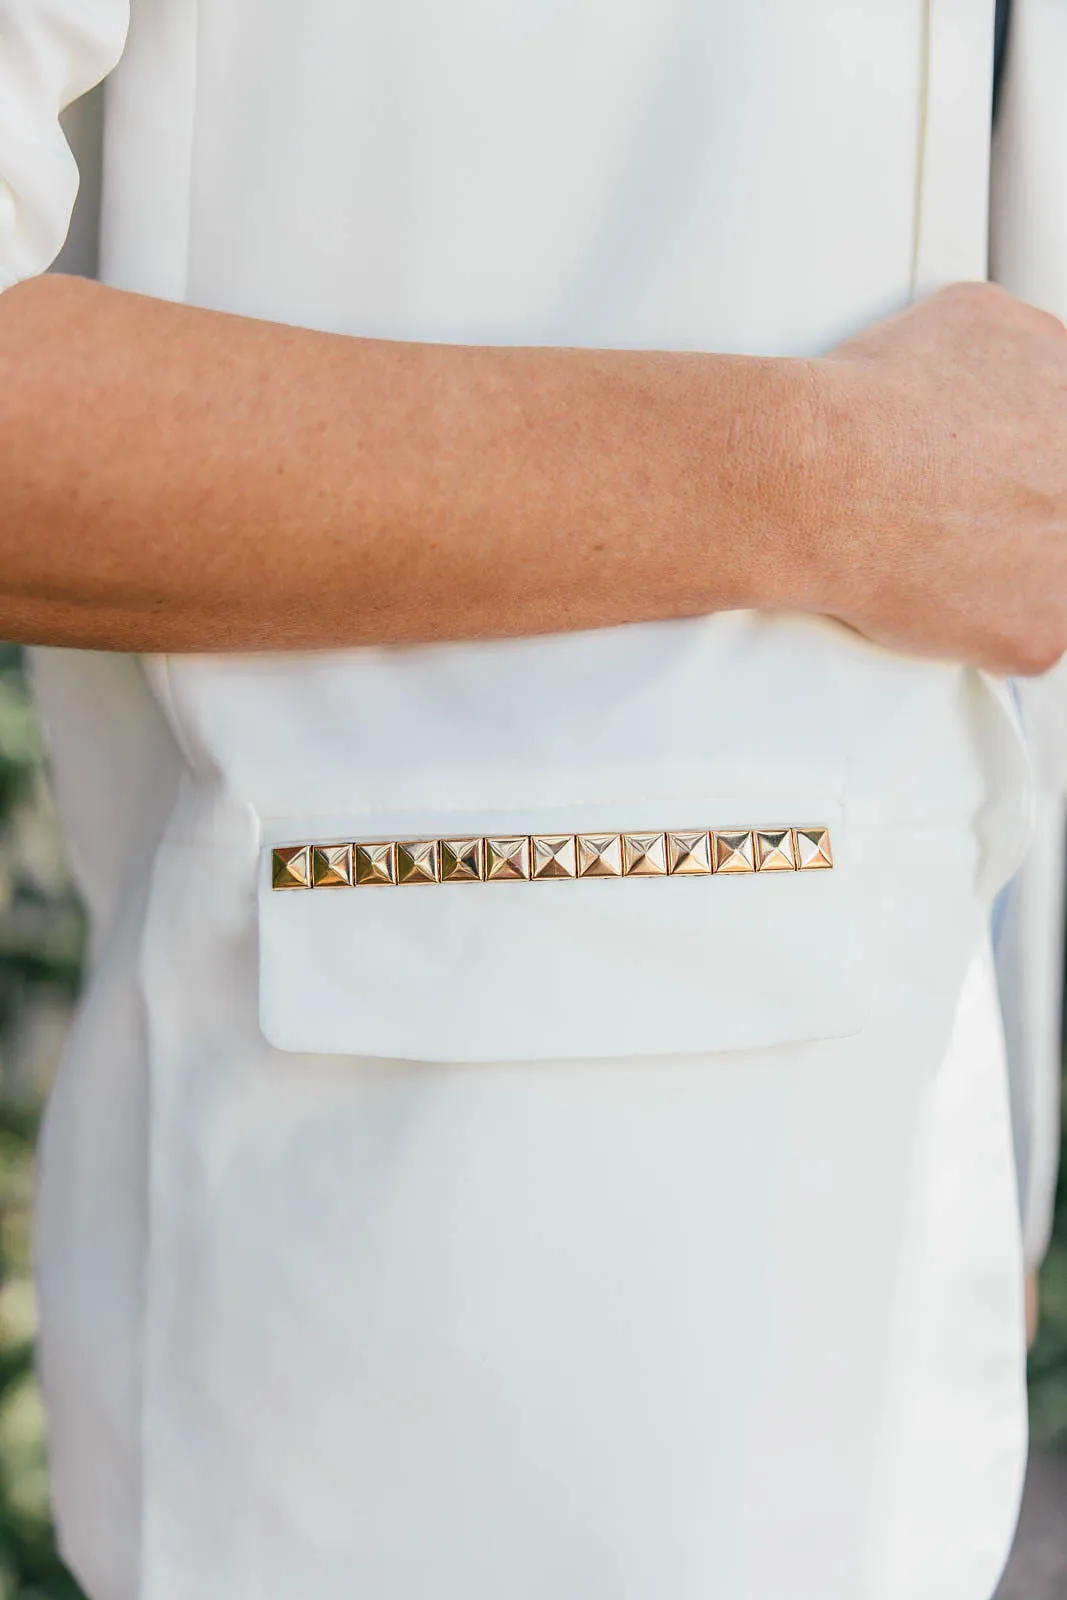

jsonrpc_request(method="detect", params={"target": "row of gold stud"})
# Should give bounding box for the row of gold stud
[272,826,833,889]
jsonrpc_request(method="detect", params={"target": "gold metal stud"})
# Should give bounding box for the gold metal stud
[440,837,485,882]
[531,834,578,879]
[577,833,623,877]
[311,843,354,887]
[485,836,531,880]
[354,841,397,885]
[272,845,312,890]
[275,823,832,888]
[622,831,668,876]
[713,830,756,874]
[667,831,712,875]
[396,838,439,884]
[794,827,834,870]
[754,828,796,872]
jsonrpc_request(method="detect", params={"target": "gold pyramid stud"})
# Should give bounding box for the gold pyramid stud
[396,838,439,884]
[440,837,484,882]
[576,833,623,877]
[354,841,397,885]
[278,823,829,889]
[794,827,834,870]
[754,828,796,872]
[531,834,577,879]
[712,830,756,874]
[311,843,354,887]
[622,831,668,876]
[485,836,531,880]
[272,844,312,890]
[666,830,712,875]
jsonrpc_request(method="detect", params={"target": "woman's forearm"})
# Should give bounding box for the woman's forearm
[7,276,1067,676]
[0,274,818,652]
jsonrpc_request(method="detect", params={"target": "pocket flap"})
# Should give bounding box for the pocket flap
[257,800,863,1063]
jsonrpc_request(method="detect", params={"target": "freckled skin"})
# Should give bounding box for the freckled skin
[0,274,1065,675]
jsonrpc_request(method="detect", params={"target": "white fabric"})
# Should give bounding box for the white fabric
[988,0,1067,1269]
[4,1,1055,1596]
[994,784,1066,1267]
[0,0,127,289]
[912,0,1000,298]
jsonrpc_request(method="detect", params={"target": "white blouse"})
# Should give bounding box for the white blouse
[8,2,1067,1598]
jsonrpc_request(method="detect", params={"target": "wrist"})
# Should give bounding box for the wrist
[706,354,854,619]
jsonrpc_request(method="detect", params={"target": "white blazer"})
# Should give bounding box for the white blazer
[990,0,1067,1273]
[7,2,1065,1597]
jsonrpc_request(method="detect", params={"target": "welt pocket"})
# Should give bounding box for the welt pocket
[256,796,864,1064]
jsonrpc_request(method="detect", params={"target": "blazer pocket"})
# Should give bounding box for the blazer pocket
[257,796,863,1064]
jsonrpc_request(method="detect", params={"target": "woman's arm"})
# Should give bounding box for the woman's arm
[3,272,1067,672]
[0,273,817,652]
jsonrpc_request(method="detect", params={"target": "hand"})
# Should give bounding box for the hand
[804,283,1067,676]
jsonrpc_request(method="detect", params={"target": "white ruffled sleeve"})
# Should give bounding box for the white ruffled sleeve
[0,0,128,288]
[990,0,1067,1269]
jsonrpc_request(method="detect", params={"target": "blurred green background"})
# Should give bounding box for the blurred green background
[0,647,86,1599]
[1030,1101,1067,1444]
[0,640,1064,1596]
